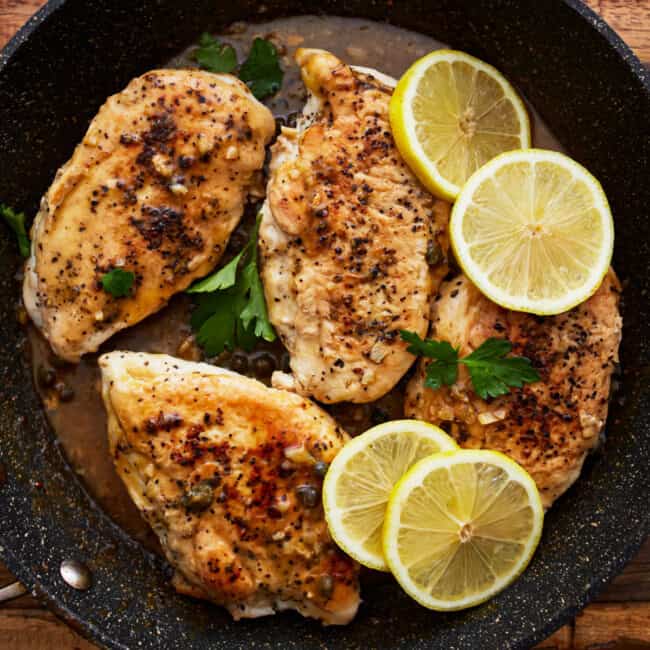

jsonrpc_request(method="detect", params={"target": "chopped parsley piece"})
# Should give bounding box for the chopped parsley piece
[0,203,30,257]
[401,331,540,399]
[239,38,284,99]
[101,268,135,298]
[193,33,237,74]
[188,213,276,356]
[401,332,459,390]
[193,34,283,100]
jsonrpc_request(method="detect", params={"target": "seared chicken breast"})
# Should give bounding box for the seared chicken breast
[405,271,622,507]
[99,352,359,624]
[25,69,275,361]
[260,49,449,404]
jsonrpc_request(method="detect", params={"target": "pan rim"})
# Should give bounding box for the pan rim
[0,1,648,649]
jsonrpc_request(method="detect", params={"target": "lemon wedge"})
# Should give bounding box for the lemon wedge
[389,49,530,201]
[450,148,614,315]
[383,449,544,611]
[323,420,457,571]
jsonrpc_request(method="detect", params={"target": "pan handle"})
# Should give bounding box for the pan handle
[0,580,27,604]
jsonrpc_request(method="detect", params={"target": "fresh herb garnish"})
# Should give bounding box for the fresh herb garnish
[239,38,284,99]
[188,213,276,356]
[101,268,135,298]
[401,331,540,399]
[194,32,237,74]
[0,203,30,257]
[193,34,283,100]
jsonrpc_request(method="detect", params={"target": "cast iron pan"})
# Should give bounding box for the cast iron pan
[0,1,648,648]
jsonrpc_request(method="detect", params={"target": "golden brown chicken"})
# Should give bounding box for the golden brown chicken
[99,352,359,624]
[24,69,275,361]
[405,271,622,507]
[260,49,449,404]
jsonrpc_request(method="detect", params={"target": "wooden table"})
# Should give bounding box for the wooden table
[1,1,649,648]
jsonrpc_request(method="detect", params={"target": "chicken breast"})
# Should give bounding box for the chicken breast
[24,69,275,361]
[99,352,359,624]
[260,49,449,404]
[405,271,622,507]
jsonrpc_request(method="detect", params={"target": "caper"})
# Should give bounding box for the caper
[317,575,334,599]
[313,461,328,479]
[252,353,276,377]
[55,382,74,402]
[181,481,214,513]
[426,240,443,266]
[230,353,249,373]
[37,365,56,389]
[295,485,320,508]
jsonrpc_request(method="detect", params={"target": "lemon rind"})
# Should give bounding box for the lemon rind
[383,449,544,611]
[389,49,531,201]
[323,420,458,571]
[450,148,614,315]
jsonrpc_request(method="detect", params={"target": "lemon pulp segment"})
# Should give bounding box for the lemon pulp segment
[383,450,544,610]
[390,49,530,200]
[323,420,457,570]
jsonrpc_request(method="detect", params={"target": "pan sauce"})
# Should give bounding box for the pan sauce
[29,15,563,551]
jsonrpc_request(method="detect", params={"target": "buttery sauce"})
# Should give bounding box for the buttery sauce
[29,15,563,551]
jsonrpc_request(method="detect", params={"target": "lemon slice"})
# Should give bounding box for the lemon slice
[323,420,457,571]
[450,148,614,315]
[383,449,544,611]
[389,49,530,201]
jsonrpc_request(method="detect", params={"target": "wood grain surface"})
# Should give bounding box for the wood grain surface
[0,1,649,649]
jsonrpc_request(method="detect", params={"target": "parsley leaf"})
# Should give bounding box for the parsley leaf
[462,338,541,399]
[0,203,30,257]
[401,330,459,390]
[235,317,258,353]
[187,249,243,293]
[238,242,276,340]
[190,290,228,330]
[195,292,238,356]
[188,213,276,356]
[194,33,237,73]
[400,331,540,399]
[101,269,135,298]
[239,38,284,99]
[193,34,283,99]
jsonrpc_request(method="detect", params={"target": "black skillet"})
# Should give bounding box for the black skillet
[0,1,649,648]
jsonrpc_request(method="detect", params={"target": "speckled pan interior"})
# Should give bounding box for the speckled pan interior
[0,1,649,648]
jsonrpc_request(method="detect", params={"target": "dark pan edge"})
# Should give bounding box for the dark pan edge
[0,352,155,650]
[564,0,649,88]
[520,527,650,649]
[0,543,119,650]
[0,0,65,69]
